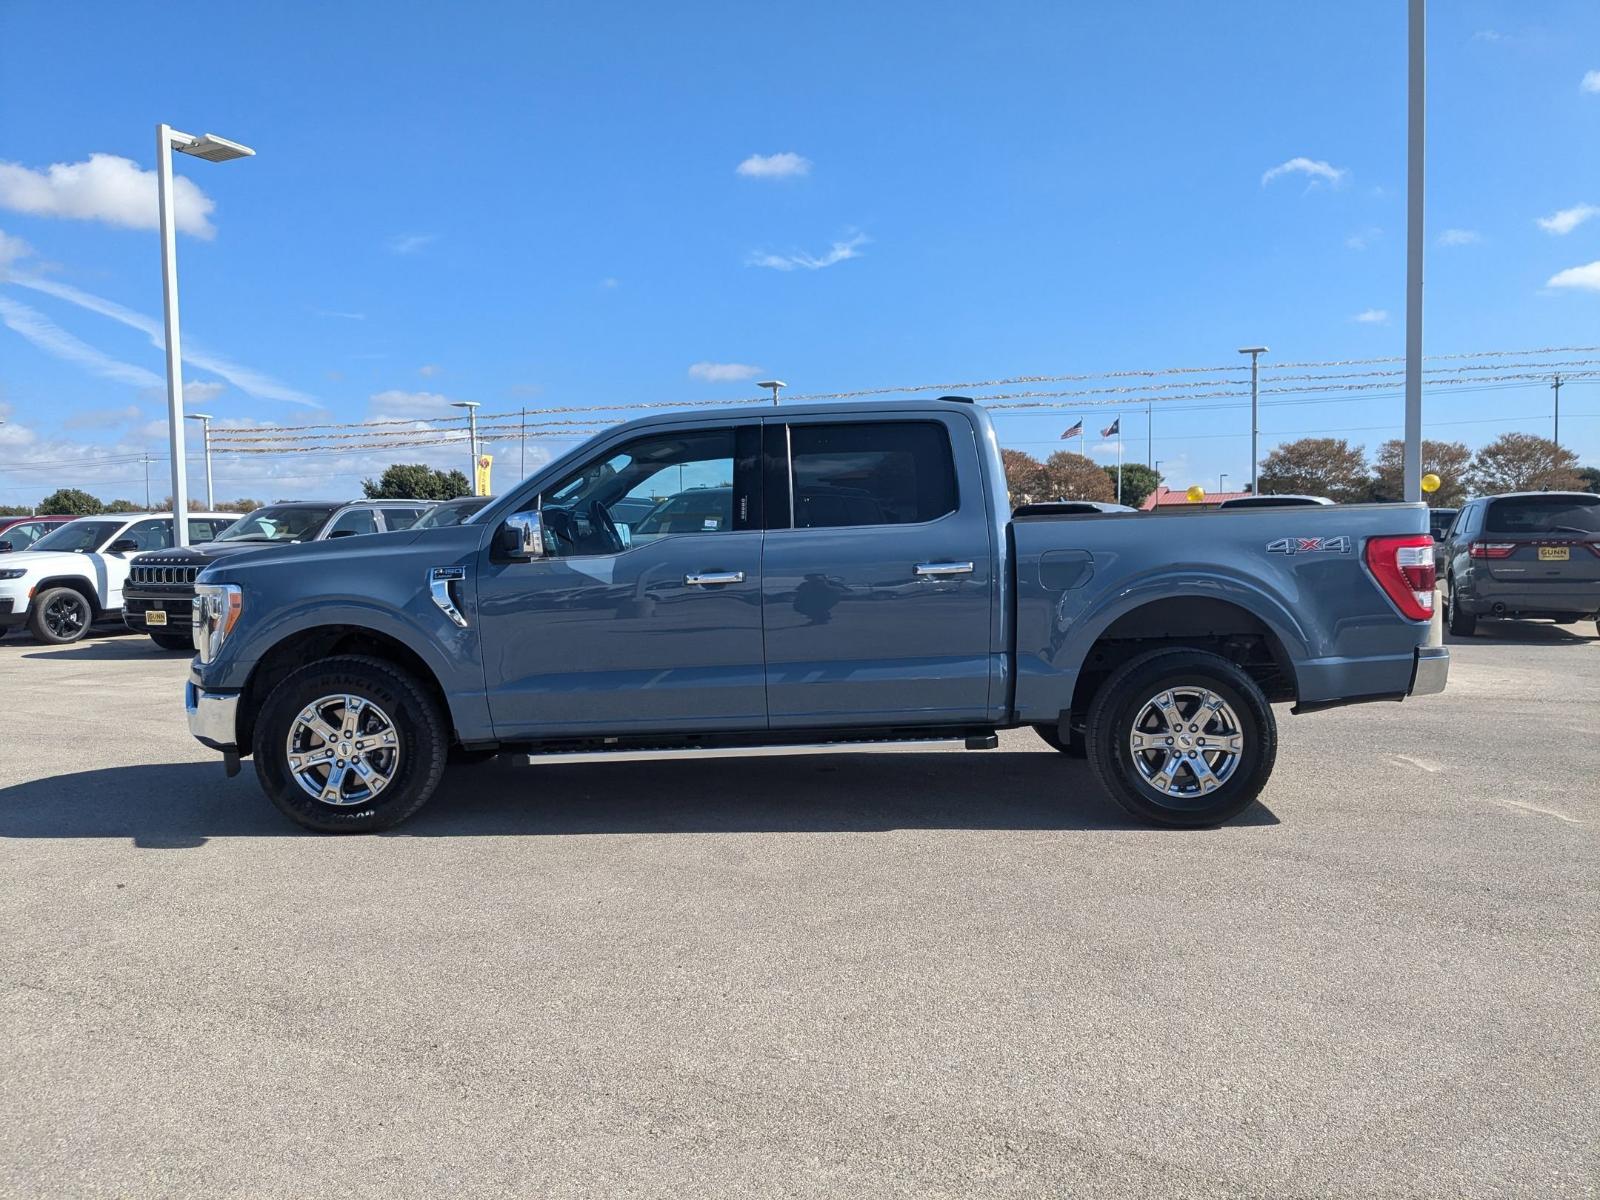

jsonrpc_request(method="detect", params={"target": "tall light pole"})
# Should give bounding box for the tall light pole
[756,379,786,407]
[1552,374,1562,449]
[1220,473,1230,495]
[186,412,214,509]
[1237,346,1268,495]
[1402,0,1426,502]
[450,401,481,492]
[157,125,254,542]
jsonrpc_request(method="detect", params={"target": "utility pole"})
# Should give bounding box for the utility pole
[186,412,214,509]
[1552,374,1562,448]
[1237,346,1268,494]
[520,406,526,478]
[1402,0,1426,502]
[1147,400,1154,468]
[142,453,152,509]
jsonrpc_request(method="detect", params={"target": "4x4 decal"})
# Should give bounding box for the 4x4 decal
[1266,535,1352,556]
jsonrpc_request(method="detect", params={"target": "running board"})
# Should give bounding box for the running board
[524,733,998,766]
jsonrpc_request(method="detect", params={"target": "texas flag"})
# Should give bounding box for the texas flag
[1060,420,1083,440]
[1101,417,1121,438]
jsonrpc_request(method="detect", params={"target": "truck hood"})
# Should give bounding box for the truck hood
[133,541,283,569]
[195,524,481,585]
[5,550,93,575]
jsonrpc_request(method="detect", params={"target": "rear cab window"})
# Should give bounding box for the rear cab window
[781,421,959,529]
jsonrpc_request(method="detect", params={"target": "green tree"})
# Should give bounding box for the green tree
[216,498,263,513]
[38,488,104,516]
[0,505,33,517]
[1369,439,1471,506]
[1466,433,1583,495]
[103,499,145,513]
[999,448,1047,503]
[1258,437,1371,502]
[1039,451,1116,502]
[1572,465,1599,494]
[1103,462,1161,508]
[362,463,473,501]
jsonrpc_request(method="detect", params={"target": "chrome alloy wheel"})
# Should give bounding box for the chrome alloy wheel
[284,694,401,807]
[1127,686,1245,799]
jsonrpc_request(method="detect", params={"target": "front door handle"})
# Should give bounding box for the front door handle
[914,561,974,577]
[685,571,745,586]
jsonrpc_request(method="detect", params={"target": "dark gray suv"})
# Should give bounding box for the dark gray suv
[1437,492,1600,636]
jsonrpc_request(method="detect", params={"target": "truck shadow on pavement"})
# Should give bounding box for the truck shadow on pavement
[0,753,1278,847]
[1443,621,1597,647]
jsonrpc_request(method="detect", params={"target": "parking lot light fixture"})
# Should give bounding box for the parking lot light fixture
[158,124,255,545]
[756,380,786,407]
[450,401,481,487]
[185,412,215,510]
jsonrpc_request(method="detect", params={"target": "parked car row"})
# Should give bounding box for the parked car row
[0,496,495,646]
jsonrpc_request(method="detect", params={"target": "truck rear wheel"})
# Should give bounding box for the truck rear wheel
[252,655,448,833]
[28,586,93,644]
[1085,648,1276,828]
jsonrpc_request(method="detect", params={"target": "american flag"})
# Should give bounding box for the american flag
[1060,420,1083,440]
[1100,417,1120,438]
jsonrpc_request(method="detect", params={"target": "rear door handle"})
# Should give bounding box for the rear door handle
[685,571,745,586]
[915,561,974,577]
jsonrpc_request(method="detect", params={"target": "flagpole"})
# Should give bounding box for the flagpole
[1117,432,1123,504]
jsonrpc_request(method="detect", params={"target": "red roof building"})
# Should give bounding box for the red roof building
[1139,486,1255,512]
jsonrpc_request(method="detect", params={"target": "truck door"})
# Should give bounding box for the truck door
[476,422,768,739]
[760,414,995,729]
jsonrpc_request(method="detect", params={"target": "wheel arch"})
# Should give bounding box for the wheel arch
[32,575,103,617]
[237,623,456,756]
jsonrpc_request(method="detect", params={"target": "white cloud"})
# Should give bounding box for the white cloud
[746,232,868,271]
[368,389,463,420]
[1436,228,1481,246]
[1546,261,1600,292]
[1473,29,1505,42]
[1582,70,1600,94]
[688,361,762,383]
[312,308,366,320]
[185,380,226,404]
[0,228,33,270]
[1261,157,1347,187]
[736,152,812,180]
[387,233,436,254]
[0,294,164,387]
[1352,308,1389,324]
[0,154,216,238]
[6,275,318,406]
[599,277,619,289]
[63,404,143,430]
[1345,227,1381,251]
[418,364,441,378]
[1536,203,1599,235]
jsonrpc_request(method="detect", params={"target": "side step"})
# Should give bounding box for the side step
[525,733,998,766]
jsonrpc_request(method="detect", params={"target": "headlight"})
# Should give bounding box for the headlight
[192,582,243,663]
[0,569,27,580]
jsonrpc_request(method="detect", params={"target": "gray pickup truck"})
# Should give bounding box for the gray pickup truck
[185,398,1447,832]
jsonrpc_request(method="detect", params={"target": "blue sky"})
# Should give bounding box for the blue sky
[2,0,1598,506]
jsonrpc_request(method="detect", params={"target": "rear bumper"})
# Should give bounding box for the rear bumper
[186,669,239,751]
[1409,645,1449,697]
[1459,578,1600,619]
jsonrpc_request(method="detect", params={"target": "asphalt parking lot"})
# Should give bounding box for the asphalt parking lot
[1,624,1595,1199]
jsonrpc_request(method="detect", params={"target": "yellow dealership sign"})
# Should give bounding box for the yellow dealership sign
[475,454,493,496]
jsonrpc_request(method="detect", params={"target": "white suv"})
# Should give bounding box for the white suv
[0,512,235,644]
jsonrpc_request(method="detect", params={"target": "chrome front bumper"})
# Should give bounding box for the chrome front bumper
[186,671,240,750]
[1410,645,1450,698]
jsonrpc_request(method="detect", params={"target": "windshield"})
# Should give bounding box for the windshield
[1484,495,1600,536]
[213,505,338,542]
[28,519,125,553]
[412,497,490,529]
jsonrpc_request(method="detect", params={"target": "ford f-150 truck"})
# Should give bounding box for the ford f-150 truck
[184,398,1448,833]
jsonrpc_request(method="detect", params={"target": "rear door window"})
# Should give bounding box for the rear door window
[784,421,958,529]
[1483,496,1600,536]
[327,508,380,537]
[380,507,428,531]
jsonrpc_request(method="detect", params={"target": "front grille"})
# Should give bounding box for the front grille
[129,563,201,587]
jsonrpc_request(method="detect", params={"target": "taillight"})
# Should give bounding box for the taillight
[1469,542,1516,559]
[1366,534,1436,621]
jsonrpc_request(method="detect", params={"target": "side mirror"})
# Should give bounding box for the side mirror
[498,511,545,560]
[0,541,12,553]
[107,538,139,553]
[327,529,356,539]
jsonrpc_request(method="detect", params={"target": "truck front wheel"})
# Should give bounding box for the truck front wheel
[252,655,448,833]
[1084,648,1277,828]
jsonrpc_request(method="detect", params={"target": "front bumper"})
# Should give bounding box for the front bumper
[123,588,195,631]
[1409,645,1449,697]
[186,669,240,751]
[0,596,24,629]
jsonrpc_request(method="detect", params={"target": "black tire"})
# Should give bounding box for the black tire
[149,632,193,652]
[28,586,93,644]
[1085,647,1277,828]
[1031,721,1086,758]
[1445,580,1476,637]
[252,655,449,833]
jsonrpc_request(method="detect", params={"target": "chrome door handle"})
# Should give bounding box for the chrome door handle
[914,561,974,577]
[685,571,745,586]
